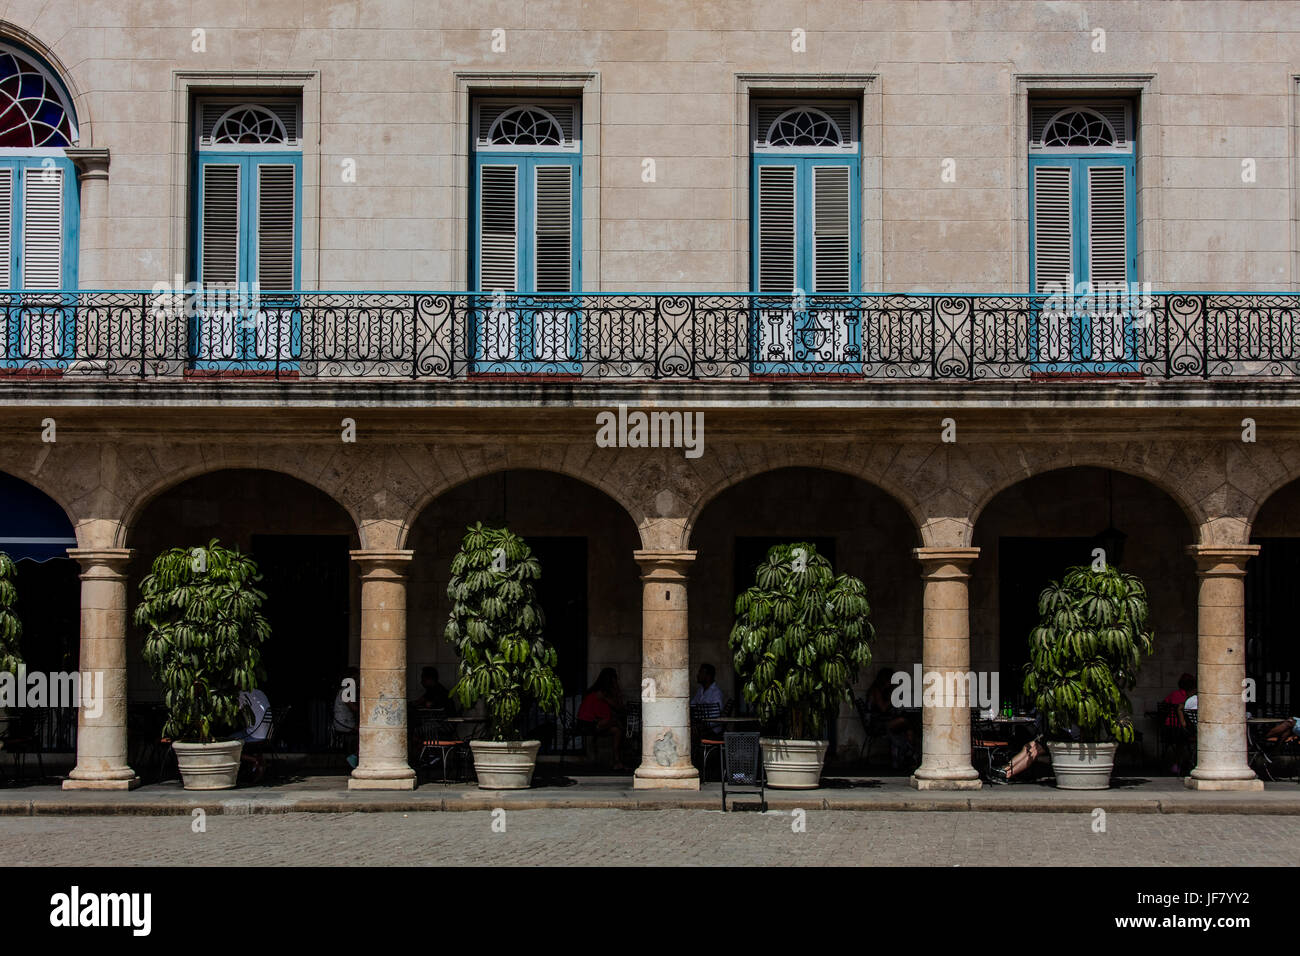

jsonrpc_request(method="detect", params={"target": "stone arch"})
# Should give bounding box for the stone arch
[116,456,362,550]
[0,466,77,538]
[678,445,927,551]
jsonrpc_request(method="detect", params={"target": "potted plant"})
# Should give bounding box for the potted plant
[444,523,563,789]
[134,540,270,790]
[0,552,22,675]
[729,542,874,788]
[1023,564,1155,790]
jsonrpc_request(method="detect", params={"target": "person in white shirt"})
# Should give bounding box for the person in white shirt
[231,687,271,782]
[690,663,725,736]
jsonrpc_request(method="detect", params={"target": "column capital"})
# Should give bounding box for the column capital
[633,549,696,579]
[913,547,980,577]
[1186,544,1259,575]
[349,549,414,577]
[66,548,133,577]
[64,147,110,181]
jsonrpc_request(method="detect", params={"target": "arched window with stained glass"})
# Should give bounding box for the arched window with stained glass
[0,40,80,307]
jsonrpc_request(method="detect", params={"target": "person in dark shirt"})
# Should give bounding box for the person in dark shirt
[412,666,453,712]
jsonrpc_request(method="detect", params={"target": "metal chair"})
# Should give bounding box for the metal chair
[721,732,765,811]
[971,719,1012,781]
[412,712,470,785]
[853,696,891,766]
[1,711,46,782]
[690,702,723,782]
[241,704,290,782]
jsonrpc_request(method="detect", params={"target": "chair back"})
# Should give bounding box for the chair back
[722,732,761,785]
[265,705,290,744]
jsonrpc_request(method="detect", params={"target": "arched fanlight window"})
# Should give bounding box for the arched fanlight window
[210,104,290,146]
[0,45,76,148]
[764,107,844,149]
[1040,108,1118,149]
[486,106,565,147]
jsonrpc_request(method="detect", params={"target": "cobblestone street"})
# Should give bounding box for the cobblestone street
[0,809,1290,866]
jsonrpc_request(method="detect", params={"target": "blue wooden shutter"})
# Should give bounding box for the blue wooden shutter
[478,164,518,292]
[533,164,572,293]
[1032,165,1073,294]
[256,163,296,291]
[200,163,240,287]
[757,164,796,292]
[812,165,851,292]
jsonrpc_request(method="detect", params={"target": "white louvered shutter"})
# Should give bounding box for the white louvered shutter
[1032,165,1073,294]
[757,165,796,292]
[256,164,296,292]
[479,165,517,293]
[1087,165,1128,291]
[534,165,572,293]
[200,164,240,287]
[22,167,62,289]
[812,166,851,292]
[0,169,12,288]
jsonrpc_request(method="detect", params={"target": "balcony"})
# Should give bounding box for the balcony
[0,290,1298,382]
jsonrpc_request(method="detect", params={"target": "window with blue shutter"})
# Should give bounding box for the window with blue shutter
[470,100,581,374]
[191,99,302,370]
[750,102,860,375]
[1028,101,1138,372]
[0,42,80,369]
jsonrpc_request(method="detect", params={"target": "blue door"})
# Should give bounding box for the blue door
[192,151,301,370]
[1029,154,1137,372]
[751,155,860,374]
[471,150,581,374]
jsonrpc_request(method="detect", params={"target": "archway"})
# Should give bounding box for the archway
[688,466,923,765]
[125,469,359,754]
[1245,478,1300,716]
[0,470,80,755]
[971,466,1197,769]
[407,469,643,750]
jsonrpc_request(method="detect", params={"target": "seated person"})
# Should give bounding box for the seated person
[231,687,271,782]
[412,666,453,712]
[1265,716,1300,744]
[577,667,627,770]
[1162,673,1196,774]
[333,667,361,769]
[989,714,1070,784]
[690,663,724,737]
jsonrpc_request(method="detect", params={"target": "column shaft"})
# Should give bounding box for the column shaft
[633,549,699,790]
[911,547,982,791]
[1186,545,1263,791]
[63,548,138,790]
[348,550,417,790]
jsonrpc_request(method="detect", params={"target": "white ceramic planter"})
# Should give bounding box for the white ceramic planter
[759,737,828,789]
[173,740,243,790]
[1047,741,1118,790]
[469,739,541,790]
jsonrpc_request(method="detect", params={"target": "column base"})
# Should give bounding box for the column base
[1185,770,1264,791]
[634,764,700,790]
[349,767,417,791]
[63,770,140,791]
[911,768,982,791]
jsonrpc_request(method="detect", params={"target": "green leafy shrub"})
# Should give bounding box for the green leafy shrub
[1022,565,1155,744]
[444,523,563,741]
[134,539,270,742]
[729,542,874,738]
[0,552,21,674]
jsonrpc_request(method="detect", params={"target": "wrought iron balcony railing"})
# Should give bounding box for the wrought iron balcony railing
[1,290,1298,381]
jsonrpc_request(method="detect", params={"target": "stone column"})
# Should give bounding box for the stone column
[633,549,699,790]
[911,547,982,791]
[348,550,416,790]
[65,148,111,289]
[63,548,138,790]
[1185,545,1263,791]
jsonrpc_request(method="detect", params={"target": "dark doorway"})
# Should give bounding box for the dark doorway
[1246,538,1300,716]
[998,537,1094,707]
[11,558,81,751]
[526,536,588,695]
[250,534,351,749]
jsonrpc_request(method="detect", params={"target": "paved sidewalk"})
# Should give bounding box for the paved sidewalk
[1,772,1296,816]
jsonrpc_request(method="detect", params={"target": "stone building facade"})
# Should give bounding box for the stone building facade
[0,0,1296,792]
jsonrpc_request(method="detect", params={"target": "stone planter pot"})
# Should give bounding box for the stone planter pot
[1047,741,1118,790]
[173,740,243,791]
[759,737,828,789]
[469,739,541,790]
